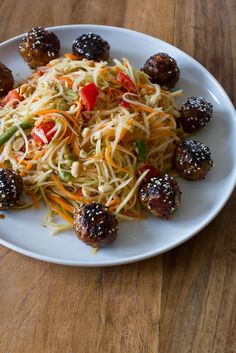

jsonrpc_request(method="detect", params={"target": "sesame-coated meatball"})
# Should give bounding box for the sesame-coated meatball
[174,139,213,180]
[19,27,60,69]
[0,63,14,98]
[73,202,118,247]
[142,53,180,89]
[0,168,23,209]
[72,33,110,61]
[180,96,213,133]
[139,174,181,219]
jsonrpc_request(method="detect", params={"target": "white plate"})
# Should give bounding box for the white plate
[0,25,236,266]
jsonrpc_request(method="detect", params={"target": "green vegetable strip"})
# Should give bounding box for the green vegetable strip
[136,139,147,161]
[0,122,34,146]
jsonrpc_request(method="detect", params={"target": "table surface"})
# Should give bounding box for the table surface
[0,1,236,352]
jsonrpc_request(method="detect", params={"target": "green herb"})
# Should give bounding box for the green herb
[0,122,34,146]
[65,89,77,100]
[136,139,147,161]
[60,171,72,182]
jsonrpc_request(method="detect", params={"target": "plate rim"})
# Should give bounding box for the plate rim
[0,24,236,266]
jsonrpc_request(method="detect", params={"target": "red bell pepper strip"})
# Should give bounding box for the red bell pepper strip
[31,121,56,144]
[1,89,23,108]
[38,67,48,76]
[117,72,137,93]
[79,83,99,110]
[136,164,160,186]
[119,99,129,108]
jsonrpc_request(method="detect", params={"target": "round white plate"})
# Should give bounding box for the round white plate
[0,25,236,266]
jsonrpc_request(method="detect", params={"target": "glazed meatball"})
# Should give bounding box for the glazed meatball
[180,96,213,133]
[174,139,213,180]
[142,53,180,89]
[73,202,118,247]
[139,174,181,219]
[0,63,14,97]
[0,168,23,209]
[19,27,60,69]
[72,33,110,61]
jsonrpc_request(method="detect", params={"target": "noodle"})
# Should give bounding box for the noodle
[0,55,182,229]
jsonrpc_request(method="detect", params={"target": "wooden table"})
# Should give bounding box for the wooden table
[0,1,235,352]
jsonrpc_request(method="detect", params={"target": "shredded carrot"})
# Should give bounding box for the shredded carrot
[118,120,133,142]
[0,162,8,168]
[49,194,74,213]
[99,68,108,74]
[137,83,155,92]
[118,128,127,142]
[65,53,78,60]
[105,146,132,175]
[155,113,177,126]
[86,155,103,161]
[109,78,122,86]
[15,156,28,165]
[71,134,81,159]
[108,196,120,211]
[60,76,73,88]
[75,102,83,119]
[133,104,158,113]
[108,87,122,99]
[102,86,122,96]
[28,190,40,209]
[20,150,45,176]
[112,87,123,94]
[123,132,145,143]
[148,129,176,141]
[157,111,171,118]
[161,88,169,94]
[114,66,122,73]
[108,199,117,207]
[51,174,87,203]
[48,200,73,224]
[55,116,69,141]
[34,109,78,127]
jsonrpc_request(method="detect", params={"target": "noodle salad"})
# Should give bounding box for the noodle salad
[0,54,183,233]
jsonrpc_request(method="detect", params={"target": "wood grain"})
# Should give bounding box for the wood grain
[173,0,236,105]
[160,192,236,353]
[0,249,162,353]
[0,1,236,352]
